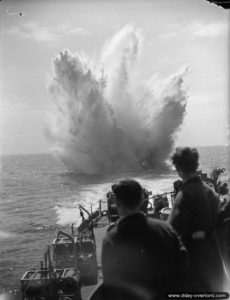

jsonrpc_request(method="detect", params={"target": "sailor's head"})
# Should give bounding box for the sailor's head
[112,179,143,213]
[171,147,199,178]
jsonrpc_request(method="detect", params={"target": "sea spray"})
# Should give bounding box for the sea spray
[44,25,188,174]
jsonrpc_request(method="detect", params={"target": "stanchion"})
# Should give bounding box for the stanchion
[99,200,102,218]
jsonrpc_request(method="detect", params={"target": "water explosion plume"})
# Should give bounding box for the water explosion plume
[44,25,188,174]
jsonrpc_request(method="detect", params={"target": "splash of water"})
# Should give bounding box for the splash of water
[0,230,12,239]
[44,25,188,174]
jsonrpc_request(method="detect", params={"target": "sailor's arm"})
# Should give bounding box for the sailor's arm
[167,191,190,238]
[101,237,112,282]
[101,232,120,287]
[168,227,190,292]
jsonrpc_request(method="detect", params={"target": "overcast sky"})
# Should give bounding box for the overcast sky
[0,0,229,155]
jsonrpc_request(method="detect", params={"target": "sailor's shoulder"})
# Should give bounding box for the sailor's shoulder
[147,217,177,236]
[107,222,117,232]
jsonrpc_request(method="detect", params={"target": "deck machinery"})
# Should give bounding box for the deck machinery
[52,230,97,285]
[107,187,175,223]
[52,205,98,286]
[20,248,81,300]
[21,205,98,299]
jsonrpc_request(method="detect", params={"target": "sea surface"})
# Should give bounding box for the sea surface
[0,145,229,292]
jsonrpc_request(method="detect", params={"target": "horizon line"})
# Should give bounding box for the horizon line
[0,144,229,157]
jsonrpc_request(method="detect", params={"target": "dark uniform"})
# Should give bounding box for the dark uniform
[102,213,189,300]
[168,175,225,292]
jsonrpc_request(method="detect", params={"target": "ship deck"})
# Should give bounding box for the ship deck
[81,216,108,300]
[2,217,109,300]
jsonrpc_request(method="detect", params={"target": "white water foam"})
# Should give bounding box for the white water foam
[0,230,12,239]
[44,24,188,174]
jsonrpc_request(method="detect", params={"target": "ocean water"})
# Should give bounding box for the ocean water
[0,145,229,291]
